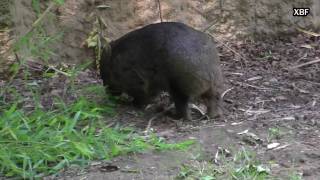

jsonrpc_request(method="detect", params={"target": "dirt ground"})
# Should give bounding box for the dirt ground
[41,34,320,180]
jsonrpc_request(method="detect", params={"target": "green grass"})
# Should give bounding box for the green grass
[0,83,193,179]
[267,127,285,143]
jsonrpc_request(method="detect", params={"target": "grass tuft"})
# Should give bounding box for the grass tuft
[176,147,271,180]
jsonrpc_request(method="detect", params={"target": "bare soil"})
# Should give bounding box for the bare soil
[42,34,320,180]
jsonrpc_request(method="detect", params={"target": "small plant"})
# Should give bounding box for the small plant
[176,147,271,180]
[267,127,284,142]
[258,50,273,60]
[289,172,303,180]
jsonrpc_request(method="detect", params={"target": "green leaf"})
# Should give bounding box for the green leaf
[86,34,98,48]
[202,176,215,180]
[53,0,65,5]
[73,142,94,157]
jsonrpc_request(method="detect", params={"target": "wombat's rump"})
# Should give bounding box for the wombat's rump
[100,22,224,120]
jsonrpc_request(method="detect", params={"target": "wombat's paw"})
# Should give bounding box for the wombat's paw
[164,110,184,120]
[207,108,225,121]
[132,99,146,108]
[176,111,192,121]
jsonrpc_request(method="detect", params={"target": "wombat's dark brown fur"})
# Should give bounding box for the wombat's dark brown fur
[100,22,224,120]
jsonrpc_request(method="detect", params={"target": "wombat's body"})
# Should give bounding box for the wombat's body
[100,22,224,120]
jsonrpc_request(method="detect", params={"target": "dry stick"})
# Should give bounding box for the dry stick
[296,27,320,37]
[98,16,108,29]
[48,66,71,77]
[14,53,20,64]
[288,58,320,70]
[97,16,104,67]
[157,0,163,23]
[203,19,218,32]
[0,29,11,32]
[221,87,233,99]
[240,82,272,90]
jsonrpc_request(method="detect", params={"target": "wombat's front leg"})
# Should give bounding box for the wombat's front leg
[171,91,192,120]
[131,92,151,108]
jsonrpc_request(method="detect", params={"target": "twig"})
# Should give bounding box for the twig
[288,58,320,70]
[294,53,307,64]
[144,104,174,135]
[208,33,247,62]
[0,28,11,32]
[221,87,233,99]
[238,82,272,90]
[157,0,163,22]
[206,32,248,80]
[296,27,320,37]
[14,53,21,64]
[98,16,108,29]
[48,66,71,77]
[203,19,219,32]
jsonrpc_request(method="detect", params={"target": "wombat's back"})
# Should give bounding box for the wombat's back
[107,22,223,96]
[110,22,220,78]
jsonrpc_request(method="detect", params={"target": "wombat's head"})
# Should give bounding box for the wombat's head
[100,43,123,95]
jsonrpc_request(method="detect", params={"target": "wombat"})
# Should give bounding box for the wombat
[100,22,224,120]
